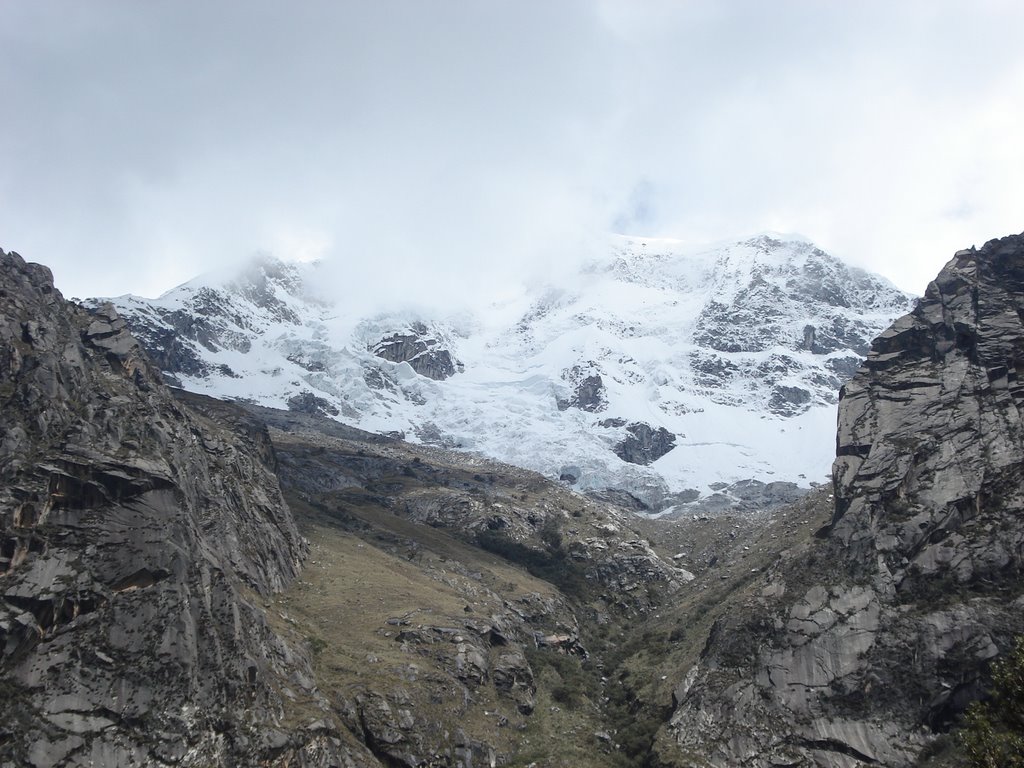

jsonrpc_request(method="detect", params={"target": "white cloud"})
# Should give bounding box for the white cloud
[0,1,1021,301]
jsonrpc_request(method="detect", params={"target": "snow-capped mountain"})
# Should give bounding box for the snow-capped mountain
[92,234,916,511]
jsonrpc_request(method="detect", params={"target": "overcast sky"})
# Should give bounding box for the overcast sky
[1,1,1022,305]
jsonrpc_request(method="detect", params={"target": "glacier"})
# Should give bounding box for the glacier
[94,233,916,512]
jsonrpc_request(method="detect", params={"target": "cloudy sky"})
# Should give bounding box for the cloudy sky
[1,1,1022,304]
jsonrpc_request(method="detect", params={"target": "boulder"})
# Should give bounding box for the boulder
[371,322,462,380]
[613,422,676,465]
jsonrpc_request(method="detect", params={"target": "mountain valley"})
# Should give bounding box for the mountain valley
[2,232,1023,767]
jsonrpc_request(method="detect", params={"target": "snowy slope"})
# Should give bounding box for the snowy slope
[92,234,916,510]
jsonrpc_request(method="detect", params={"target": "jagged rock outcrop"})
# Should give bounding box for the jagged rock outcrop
[0,250,375,766]
[664,233,1024,767]
[556,364,608,412]
[287,390,341,417]
[613,422,677,466]
[371,322,462,381]
[831,235,1024,587]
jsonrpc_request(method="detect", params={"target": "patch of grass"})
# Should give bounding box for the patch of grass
[475,529,590,599]
[505,682,616,768]
[271,490,611,762]
[955,636,1024,767]
[526,647,600,710]
[306,634,327,656]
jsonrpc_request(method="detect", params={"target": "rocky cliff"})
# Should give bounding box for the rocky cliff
[660,233,1024,766]
[0,250,379,766]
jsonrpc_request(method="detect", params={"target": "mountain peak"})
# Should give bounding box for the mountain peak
[157,251,318,303]
[94,233,916,511]
[743,230,813,246]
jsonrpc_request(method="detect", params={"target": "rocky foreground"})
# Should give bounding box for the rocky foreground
[2,233,1024,767]
[0,251,335,765]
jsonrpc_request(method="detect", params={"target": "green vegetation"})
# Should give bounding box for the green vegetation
[957,636,1024,767]
[602,677,671,768]
[525,647,599,709]
[305,634,327,656]
[475,527,590,599]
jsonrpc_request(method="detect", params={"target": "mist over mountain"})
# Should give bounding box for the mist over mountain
[96,233,915,512]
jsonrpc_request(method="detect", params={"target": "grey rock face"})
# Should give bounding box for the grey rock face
[832,234,1024,587]
[287,390,341,417]
[665,233,1024,767]
[557,364,608,412]
[0,250,371,767]
[660,479,808,519]
[613,423,676,466]
[371,322,462,380]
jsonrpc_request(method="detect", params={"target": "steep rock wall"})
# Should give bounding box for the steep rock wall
[0,250,374,767]
[833,235,1024,590]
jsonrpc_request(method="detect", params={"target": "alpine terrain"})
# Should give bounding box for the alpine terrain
[2,230,1023,768]
[92,234,915,513]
